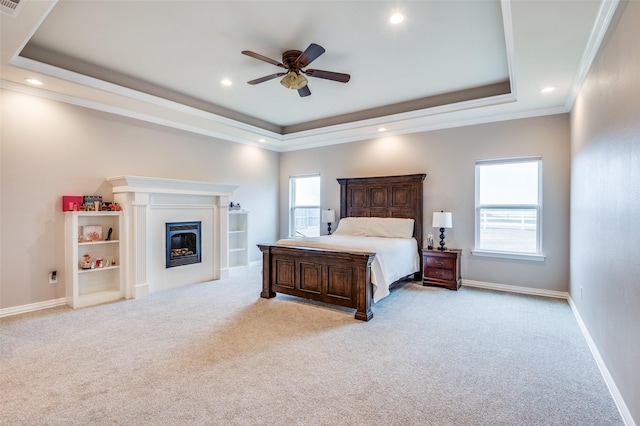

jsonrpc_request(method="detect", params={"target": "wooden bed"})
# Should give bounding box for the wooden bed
[258,174,425,321]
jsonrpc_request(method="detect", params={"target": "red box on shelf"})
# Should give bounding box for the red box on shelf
[62,195,83,211]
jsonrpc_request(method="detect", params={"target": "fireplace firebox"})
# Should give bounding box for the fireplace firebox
[166,222,201,268]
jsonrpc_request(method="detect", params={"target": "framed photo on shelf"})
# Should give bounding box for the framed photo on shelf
[82,225,103,242]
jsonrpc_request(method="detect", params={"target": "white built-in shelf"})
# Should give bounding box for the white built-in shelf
[65,211,124,308]
[73,289,123,307]
[78,265,121,274]
[228,210,249,270]
[78,240,120,246]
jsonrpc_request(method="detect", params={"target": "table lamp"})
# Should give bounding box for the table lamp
[432,211,453,251]
[322,209,336,235]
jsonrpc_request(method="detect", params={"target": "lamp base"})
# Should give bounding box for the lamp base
[437,227,447,251]
[327,223,332,235]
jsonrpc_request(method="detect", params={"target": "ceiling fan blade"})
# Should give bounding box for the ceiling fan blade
[304,69,351,83]
[241,50,286,69]
[298,86,311,97]
[247,73,286,85]
[294,43,325,68]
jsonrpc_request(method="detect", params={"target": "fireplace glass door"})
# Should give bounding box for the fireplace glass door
[166,221,201,268]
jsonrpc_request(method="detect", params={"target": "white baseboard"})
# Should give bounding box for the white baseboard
[134,283,149,299]
[0,297,67,318]
[568,297,636,426]
[228,266,246,276]
[228,261,261,276]
[461,279,569,299]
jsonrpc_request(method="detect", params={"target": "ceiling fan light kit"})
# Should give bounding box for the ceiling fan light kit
[242,43,350,97]
[280,71,308,90]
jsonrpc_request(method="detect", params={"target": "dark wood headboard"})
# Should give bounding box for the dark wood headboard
[337,174,426,250]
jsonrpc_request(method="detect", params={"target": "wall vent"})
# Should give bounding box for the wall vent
[1,0,24,17]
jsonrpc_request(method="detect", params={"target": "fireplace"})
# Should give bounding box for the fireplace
[166,221,201,268]
[108,175,238,299]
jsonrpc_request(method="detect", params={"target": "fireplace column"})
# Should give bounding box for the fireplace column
[132,193,150,298]
[216,195,230,279]
[113,191,151,299]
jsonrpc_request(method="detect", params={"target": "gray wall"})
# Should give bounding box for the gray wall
[570,1,640,421]
[0,89,279,309]
[280,114,571,292]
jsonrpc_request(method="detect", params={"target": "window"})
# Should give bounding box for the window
[289,174,320,237]
[474,157,542,258]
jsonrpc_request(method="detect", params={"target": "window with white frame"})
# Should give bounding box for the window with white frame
[289,174,321,237]
[475,157,542,255]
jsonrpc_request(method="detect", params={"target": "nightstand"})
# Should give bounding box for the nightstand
[422,249,461,290]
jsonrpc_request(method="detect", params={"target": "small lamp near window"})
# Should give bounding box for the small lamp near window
[432,211,453,251]
[322,209,336,235]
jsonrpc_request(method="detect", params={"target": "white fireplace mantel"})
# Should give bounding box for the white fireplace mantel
[107,176,238,300]
[107,175,238,197]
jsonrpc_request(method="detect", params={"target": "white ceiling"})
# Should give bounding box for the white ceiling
[0,0,618,151]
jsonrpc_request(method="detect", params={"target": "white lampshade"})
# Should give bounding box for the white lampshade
[321,209,336,223]
[432,211,452,228]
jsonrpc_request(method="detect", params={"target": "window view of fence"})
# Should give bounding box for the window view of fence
[293,207,320,237]
[475,157,541,255]
[289,174,320,237]
[478,208,537,253]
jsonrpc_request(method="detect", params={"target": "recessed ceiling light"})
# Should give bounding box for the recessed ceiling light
[378,127,387,132]
[25,78,43,86]
[221,79,232,86]
[540,86,556,93]
[258,138,266,143]
[389,13,404,24]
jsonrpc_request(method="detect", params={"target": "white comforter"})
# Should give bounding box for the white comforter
[275,235,420,303]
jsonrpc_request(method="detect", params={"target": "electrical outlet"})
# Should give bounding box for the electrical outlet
[49,270,58,284]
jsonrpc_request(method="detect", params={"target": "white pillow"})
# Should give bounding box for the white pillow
[333,217,368,236]
[365,217,415,238]
[333,217,415,238]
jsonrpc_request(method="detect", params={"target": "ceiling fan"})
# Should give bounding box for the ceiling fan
[241,43,350,97]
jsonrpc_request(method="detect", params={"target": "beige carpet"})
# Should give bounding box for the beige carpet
[0,267,622,425]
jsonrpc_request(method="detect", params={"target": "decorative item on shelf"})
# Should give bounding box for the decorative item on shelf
[426,233,434,250]
[105,227,113,241]
[81,225,103,242]
[432,211,453,251]
[62,195,83,212]
[321,209,336,235]
[83,195,102,211]
[81,253,92,269]
[229,202,242,211]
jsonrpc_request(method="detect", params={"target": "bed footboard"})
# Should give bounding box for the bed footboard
[258,244,376,321]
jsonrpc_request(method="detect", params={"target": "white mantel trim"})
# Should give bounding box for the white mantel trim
[107,175,238,197]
